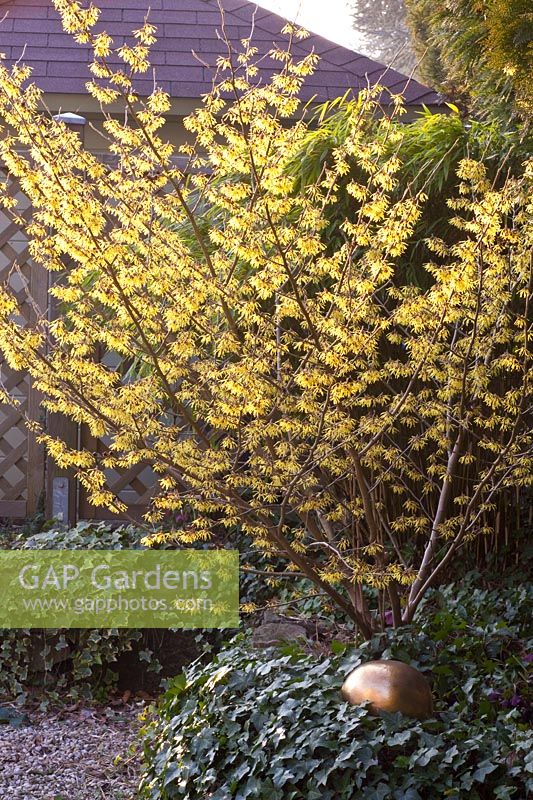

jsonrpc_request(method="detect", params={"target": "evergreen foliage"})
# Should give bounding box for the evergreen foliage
[140,581,532,800]
[405,0,533,122]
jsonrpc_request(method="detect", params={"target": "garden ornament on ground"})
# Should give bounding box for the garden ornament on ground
[341,660,434,719]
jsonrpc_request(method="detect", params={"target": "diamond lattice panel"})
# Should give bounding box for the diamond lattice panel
[0,170,44,517]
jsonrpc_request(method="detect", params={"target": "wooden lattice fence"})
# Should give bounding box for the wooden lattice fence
[0,171,46,518]
[0,170,156,523]
[77,432,157,521]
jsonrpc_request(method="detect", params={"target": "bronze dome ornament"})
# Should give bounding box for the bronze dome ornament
[341,660,433,720]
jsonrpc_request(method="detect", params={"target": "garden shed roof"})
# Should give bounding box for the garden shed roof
[0,0,441,106]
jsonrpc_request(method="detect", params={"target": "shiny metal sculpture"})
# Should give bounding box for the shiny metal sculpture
[341,660,433,719]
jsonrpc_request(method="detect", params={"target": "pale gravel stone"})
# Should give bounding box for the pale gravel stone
[0,705,143,800]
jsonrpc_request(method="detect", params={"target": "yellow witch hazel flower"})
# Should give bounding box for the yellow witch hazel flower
[0,0,530,636]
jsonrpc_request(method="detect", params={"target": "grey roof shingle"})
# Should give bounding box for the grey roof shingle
[0,0,441,105]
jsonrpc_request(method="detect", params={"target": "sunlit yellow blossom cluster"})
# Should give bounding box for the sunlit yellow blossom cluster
[0,0,531,634]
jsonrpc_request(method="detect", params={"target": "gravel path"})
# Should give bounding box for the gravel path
[0,705,143,800]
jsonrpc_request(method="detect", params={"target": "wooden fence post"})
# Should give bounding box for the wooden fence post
[26,263,48,517]
[44,113,86,525]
